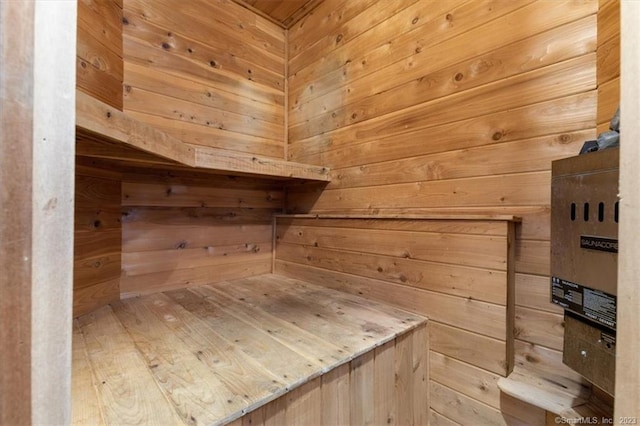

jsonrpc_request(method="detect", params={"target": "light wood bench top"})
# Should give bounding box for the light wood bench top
[72,274,426,425]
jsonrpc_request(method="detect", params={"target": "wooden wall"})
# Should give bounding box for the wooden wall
[231,322,429,426]
[77,0,123,109]
[274,217,554,424]
[597,0,620,133]
[74,159,123,317]
[284,0,599,423]
[122,0,286,159]
[120,166,283,297]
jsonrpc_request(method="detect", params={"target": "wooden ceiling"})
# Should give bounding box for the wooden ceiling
[237,0,324,28]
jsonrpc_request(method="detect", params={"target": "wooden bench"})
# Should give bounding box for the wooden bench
[72,274,428,425]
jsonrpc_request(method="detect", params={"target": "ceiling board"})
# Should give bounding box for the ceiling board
[236,0,323,28]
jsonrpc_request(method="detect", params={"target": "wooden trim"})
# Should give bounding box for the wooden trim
[272,215,278,273]
[616,0,640,418]
[284,28,289,161]
[31,2,77,423]
[1,1,35,422]
[0,1,76,423]
[194,146,330,181]
[274,213,522,222]
[505,221,516,376]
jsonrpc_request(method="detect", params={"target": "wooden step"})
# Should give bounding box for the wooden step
[497,365,613,420]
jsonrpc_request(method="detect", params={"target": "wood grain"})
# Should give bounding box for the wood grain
[320,363,350,425]
[73,274,428,425]
[71,322,105,425]
[430,322,507,376]
[276,224,508,270]
[119,169,277,297]
[430,351,502,409]
[77,306,186,424]
[77,0,122,109]
[74,166,122,316]
[616,2,638,414]
[288,92,596,165]
[275,244,508,306]
[123,0,286,159]
[283,0,597,419]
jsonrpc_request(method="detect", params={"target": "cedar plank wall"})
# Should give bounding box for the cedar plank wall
[77,0,123,110]
[122,0,286,159]
[597,0,620,134]
[75,0,124,315]
[275,217,527,422]
[74,160,123,317]
[115,0,288,297]
[120,167,282,297]
[283,0,599,424]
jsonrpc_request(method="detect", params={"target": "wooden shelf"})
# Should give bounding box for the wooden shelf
[76,91,331,182]
[498,366,613,419]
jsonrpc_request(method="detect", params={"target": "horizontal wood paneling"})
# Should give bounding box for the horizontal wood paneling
[77,0,123,109]
[121,167,283,296]
[597,0,619,130]
[123,0,286,159]
[284,0,597,421]
[274,217,514,381]
[289,53,596,142]
[277,223,508,270]
[74,161,122,317]
[276,242,508,307]
[288,92,597,166]
[290,14,596,135]
[515,273,563,315]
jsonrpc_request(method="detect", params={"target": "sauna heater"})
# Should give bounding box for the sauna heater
[550,147,619,395]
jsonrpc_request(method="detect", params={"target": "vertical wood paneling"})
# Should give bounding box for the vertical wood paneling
[77,0,123,109]
[320,363,350,425]
[121,166,283,296]
[373,341,396,425]
[232,326,429,425]
[284,0,597,421]
[122,0,286,159]
[350,350,374,425]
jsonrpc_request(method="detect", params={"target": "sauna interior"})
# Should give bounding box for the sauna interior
[3,0,638,425]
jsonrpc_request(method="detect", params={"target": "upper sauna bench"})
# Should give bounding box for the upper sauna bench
[75,91,331,182]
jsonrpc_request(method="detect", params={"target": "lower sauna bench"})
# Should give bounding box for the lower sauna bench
[72,274,428,425]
